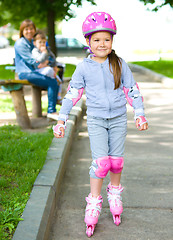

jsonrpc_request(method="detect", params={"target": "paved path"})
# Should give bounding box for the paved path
[48,71,173,239]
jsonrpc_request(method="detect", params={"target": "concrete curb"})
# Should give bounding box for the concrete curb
[128,63,173,88]
[12,99,84,240]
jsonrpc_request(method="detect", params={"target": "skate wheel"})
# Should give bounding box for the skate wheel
[86,225,94,238]
[113,215,121,226]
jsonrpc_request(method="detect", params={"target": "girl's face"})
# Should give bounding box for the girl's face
[86,31,113,62]
[23,25,36,41]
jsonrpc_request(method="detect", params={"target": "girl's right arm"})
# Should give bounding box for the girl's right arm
[53,63,85,138]
[53,85,84,139]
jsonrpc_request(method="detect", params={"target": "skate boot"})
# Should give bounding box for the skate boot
[84,193,103,237]
[107,183,124,225]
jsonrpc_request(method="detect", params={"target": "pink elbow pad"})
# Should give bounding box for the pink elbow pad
[123,86,133,106]
[123,83,143,106]
[66,84,84,106]
[72,88,84,105]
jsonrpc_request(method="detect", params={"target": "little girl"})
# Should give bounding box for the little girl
[53,12,148,237]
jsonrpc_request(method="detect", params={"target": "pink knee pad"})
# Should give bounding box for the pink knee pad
[95,156,111,178]
[109,156,124,174]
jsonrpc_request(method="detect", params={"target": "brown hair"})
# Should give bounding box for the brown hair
[19,19,36,38]
[33,30,46,41]
[108,49,122,89]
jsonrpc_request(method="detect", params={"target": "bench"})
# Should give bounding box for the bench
[0,77,45,129]
[0,64,68,129]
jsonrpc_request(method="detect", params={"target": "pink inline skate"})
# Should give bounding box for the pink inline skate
[84,193,103,237]
[107,183,124,225]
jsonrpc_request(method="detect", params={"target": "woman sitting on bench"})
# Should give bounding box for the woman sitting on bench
[14,19,59,120]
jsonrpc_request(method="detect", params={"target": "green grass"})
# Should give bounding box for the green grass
[0,95,61,114]
[0,125,53,239]
[1,61,173,80]
[64,63,76,78]
[0,65,15,80]
[130,60,173,79]
[0,63,75,113]
[0,63,75,239]
[0,95,50,113]
[0,63,76,80]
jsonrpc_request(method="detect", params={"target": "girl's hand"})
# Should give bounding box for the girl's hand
[54,127,65,138]
[135,118,148,131]
[53,120,65,138]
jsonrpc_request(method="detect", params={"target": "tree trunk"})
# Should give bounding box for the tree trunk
[47,3,56,56]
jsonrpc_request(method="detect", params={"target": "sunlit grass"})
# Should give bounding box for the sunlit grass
[0,63,75,113]
[0,65,15,79]
[0,125,53,239]
[0,95,61,113]
[64,63,76,78]
[0,63,75,239]
[0,63,76,80]
[130,60,173,79]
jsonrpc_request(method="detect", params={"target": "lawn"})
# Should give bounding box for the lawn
[0,63,76,239]
[0,63,76,80]
[130,60,173,79]
[0,65,15,80]
[0,63,76,113]
[0,125,53,239]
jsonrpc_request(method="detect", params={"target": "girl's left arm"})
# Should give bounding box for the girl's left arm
[122,60,148,131]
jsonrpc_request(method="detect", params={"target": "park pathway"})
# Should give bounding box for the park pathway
[48,70,173,240]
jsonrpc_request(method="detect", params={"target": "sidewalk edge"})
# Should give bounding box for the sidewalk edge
[128,63,173,88]
[12,98,84,240]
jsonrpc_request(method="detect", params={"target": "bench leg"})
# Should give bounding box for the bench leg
[32,86,42,117]
[10,88,31,129]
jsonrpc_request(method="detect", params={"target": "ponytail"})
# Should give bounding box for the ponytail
[108,50,122,90]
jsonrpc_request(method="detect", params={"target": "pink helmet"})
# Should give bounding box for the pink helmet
[82,12,117,38]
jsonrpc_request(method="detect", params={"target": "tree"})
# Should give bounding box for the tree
[0,0,96,55]
[139,0,173,11]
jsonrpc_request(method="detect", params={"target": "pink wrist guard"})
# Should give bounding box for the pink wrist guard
[53,124,66,135]
[135,116,148,127]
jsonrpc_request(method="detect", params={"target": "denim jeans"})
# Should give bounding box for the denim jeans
[19,71,59,113]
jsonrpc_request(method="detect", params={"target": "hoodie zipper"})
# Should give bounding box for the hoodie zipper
[101,63,111,117]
